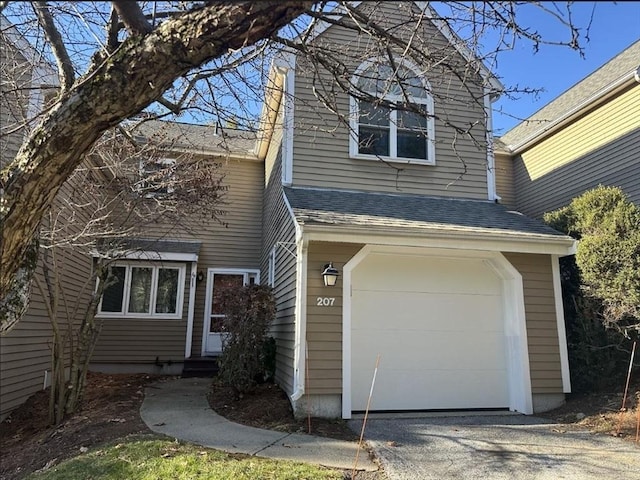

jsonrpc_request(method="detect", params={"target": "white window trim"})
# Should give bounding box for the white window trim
[349,58,436,165]
[96,262,186,320]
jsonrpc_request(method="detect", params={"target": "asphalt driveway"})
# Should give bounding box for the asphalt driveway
[350,415,640,480]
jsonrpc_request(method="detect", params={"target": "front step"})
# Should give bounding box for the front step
[182,356,219,378]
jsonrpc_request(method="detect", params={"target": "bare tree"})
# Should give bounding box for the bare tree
[33,124,227,424]
[1,1,592,333]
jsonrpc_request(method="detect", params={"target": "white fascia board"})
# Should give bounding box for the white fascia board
[552,255,572,393]
[507,72,638,154]
[302,226,576,256]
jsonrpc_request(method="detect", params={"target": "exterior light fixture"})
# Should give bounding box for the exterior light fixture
[322,262,339,287]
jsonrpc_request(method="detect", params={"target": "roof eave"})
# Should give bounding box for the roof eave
[300,222,577,256]
[505,69,639,155]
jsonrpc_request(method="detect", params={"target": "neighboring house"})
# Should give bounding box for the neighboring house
[495,39,640,218]
[1,2,579,421]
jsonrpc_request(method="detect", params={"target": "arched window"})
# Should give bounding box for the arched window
[349,60,435,164]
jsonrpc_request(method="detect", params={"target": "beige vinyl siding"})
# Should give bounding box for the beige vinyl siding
[503,253,563,394]
[514,84,640,217]
[305,242,363,395]
[91,156,264,363]
[191,158,263,356]
[1,175,93,419]
[494,152,516,208]
[261,129,298,394]
[292,2,489,198]
[0,37,31,167]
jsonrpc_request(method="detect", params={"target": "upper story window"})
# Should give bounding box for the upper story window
[135,158,176,197]
[350,61,435,165]
[97,262,186,319]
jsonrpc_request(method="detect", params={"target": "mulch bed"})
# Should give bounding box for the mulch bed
[0,372,164,480]
[207,380,361,441]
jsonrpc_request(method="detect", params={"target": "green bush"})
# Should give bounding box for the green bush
[217,284,276,396]
[545,186,639,391]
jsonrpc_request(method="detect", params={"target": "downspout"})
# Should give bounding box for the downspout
[290,222,308,402]
[184,261,198,359]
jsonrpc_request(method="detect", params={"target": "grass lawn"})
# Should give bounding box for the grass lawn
[27,435,344,480]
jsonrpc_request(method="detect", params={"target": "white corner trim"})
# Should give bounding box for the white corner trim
[280,56,296,186]
[184,261,198,359]
[552,255,572,393]
[484,86,498,201]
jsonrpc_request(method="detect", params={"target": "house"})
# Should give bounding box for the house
[1,2,578,420]
[495,39,640,217]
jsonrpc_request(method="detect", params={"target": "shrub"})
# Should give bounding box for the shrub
[217,284,276,396]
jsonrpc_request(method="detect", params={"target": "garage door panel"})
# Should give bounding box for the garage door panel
[353,254,501,295]
[351,252,508,412]
[353,367,509,411]
[352,332,507,372]
[353,291,503,332]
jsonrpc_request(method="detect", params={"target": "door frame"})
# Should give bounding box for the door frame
[201,268,260,356]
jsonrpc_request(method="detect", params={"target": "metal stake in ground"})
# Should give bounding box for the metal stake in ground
[351,354,380,479]
[617,340,636,436]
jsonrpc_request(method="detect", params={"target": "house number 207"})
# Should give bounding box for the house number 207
[316,297,335,307]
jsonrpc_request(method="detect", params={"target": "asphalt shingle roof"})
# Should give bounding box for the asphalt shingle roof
[500,39,640,149]
[284,187,569,239]
[129,119,257,157]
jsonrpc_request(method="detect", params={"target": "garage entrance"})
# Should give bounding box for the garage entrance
[349,251,510,412]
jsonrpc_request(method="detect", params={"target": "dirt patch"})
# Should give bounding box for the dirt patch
[0,372,166,480]
[208,381,360,441]
[538,379,639,441]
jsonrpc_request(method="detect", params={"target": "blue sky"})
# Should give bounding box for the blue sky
[490,1,640,135]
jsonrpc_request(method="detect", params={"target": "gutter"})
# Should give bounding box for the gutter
[506,68,640,154]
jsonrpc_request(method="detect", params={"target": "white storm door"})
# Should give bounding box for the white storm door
[203,271,246,355]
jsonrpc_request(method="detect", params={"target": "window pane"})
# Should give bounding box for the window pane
[358,127,390,156]
[128,267,152,313]
[397,130,427,159]
[211,274,245,316]
[398,109,428,130]
[101,266,126,312]
[359,101,389,127]
[156,268,179,314]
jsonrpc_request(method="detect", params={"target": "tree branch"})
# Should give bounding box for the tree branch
[33,1,75,92]
[112,0,152,36]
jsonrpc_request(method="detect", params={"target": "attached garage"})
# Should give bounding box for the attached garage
[351,252,508,411]
[342,245,534,418]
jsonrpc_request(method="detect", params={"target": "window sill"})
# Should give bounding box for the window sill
[350,153,435,166]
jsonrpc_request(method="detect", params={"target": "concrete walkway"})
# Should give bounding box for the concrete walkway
[140,377,378,472]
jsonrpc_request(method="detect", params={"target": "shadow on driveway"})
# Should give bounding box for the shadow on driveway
[349,415,639,480]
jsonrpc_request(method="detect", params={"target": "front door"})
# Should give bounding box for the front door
[202,269,258,355]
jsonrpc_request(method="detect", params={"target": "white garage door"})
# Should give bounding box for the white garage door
[351,253,509,411]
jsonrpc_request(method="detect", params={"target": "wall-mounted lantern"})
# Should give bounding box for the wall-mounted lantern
[321,262,339,287]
